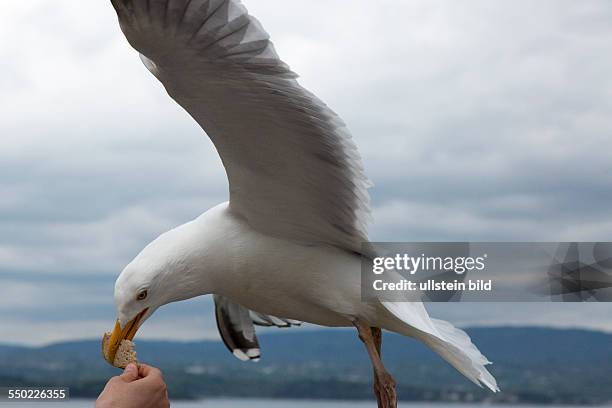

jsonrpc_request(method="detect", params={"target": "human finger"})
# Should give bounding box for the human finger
[119,363,139,382]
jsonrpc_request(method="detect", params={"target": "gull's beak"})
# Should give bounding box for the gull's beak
[102,308,148,365]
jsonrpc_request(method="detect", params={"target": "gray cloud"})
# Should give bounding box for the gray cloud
[1,0,612,345]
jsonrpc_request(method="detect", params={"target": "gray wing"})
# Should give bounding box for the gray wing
[214,295,301,361]
[111,0,372,254]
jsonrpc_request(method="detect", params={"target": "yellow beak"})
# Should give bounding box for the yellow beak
[102,308,148,365]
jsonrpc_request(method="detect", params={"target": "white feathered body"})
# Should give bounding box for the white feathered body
[147,202,374,327]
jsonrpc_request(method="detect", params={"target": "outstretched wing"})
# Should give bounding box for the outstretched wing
[111,0,372,254]
[214,295,301,361]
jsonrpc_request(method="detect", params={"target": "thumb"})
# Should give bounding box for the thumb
[119,363,139,382]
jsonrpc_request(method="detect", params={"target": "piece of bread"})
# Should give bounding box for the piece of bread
[102,332,138,369]
[113,339,138,369]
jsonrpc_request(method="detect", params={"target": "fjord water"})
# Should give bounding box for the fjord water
[3,400,605,408]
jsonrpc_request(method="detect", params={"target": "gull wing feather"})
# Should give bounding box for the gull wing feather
[249,311,302,328]
[214,295,300,361]
[214,295,261,361]
[111,0,372,253]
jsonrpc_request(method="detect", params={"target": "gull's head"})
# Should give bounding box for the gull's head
[101,248,172,365]
[114,253,169,327]
[102,219,214,365]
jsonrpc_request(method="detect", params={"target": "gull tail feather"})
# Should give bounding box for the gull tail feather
[424,319,500,392]
[382,301,500,392]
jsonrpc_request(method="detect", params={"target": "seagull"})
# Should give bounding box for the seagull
[103,1,499,406]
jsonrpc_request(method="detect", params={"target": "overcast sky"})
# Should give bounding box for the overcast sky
[1,0,612,346]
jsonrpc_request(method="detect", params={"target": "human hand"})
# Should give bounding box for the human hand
[96,363,169,408]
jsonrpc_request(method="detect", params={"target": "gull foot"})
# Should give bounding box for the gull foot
[373,380,387,408]
[378,371,397,408]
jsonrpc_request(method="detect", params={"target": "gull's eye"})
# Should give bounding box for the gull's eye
[136,290,148,301]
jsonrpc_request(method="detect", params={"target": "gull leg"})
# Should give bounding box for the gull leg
[353,320,397,408]
[371,327,385,407]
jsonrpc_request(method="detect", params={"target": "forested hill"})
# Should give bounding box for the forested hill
[1,327,611,404]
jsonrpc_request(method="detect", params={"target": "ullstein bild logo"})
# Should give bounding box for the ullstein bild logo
[361,242,612,302]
